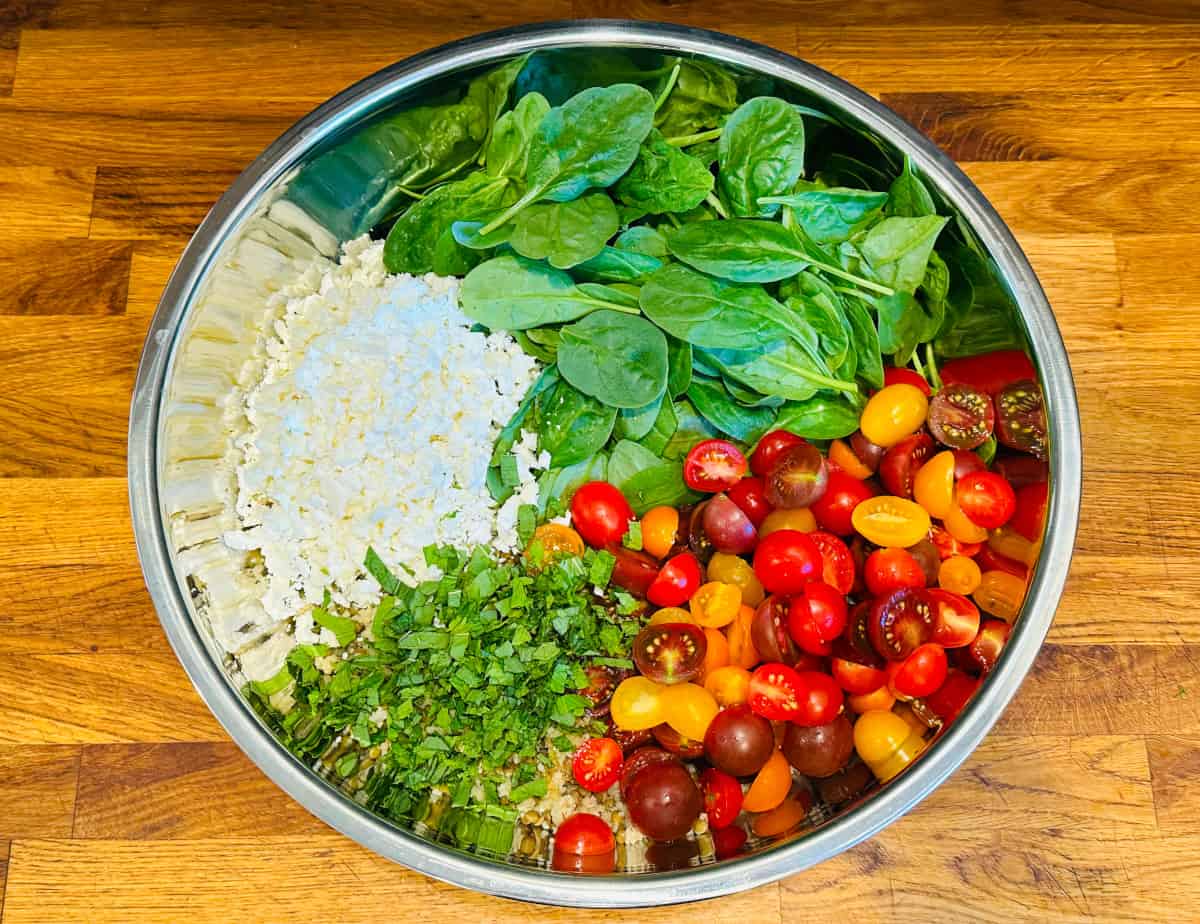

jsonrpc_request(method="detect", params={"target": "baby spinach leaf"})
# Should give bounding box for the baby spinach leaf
[509,193,618,269]
[665,219,808,284]
[722,375,785,408]
[703,343,821,402]
[488,365,561,501]
[535,453,609,514]
[513,331,556,363]
[661,399,720,460]
[607,439,665,490]
[614,393,664,441]
[485,92,551,179]
[451,219,514,250]
[532,380,617,467]
[814,152,891,192]
[785,293,849,373]
[576,282,640,308]
[760,186,888,244]
[621,462,701,514]
[460,255,614,330]
[430,224,485,277]
[772,394,861,439]
[615,128,714,216]
[383,173,514,274]
[573,246,663,283]
[637,397,679,456]
[859,215,949,294]
[718,97,806,218]
[688,377,778,443]
[887,155,937,218]
[667,336,693,398]
[876,291,930,364]
[615,226,670,258]
[655,58,739,139]
[557,310,669,408]
[934,301,1024,359]
[841,294,884,389]
[516,49,667,106]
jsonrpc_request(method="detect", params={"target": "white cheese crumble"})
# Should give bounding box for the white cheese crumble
[224,236,545,629]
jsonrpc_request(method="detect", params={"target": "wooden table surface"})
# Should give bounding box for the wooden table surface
[3,1,1199,921]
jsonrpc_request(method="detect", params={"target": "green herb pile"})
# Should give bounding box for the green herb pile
[246,541,639,827]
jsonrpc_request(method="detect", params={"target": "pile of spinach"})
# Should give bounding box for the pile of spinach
[365,54,1023,513]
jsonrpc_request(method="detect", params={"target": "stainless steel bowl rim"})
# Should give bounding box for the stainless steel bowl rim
[128,20,1082,908]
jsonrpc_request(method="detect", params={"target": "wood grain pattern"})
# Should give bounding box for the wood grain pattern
[1,2,1199,920]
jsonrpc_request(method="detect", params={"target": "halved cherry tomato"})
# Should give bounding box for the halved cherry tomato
[554,812,615,856]
[759,506,817,537]
[942,502,988,543]
[923,669,981,723]
[926,588,981,648]
[699,767,743,829]
[938,555,982,595]
[977,545,1028,579]
[750,430,806,478]
[611,676,667,731]
[828,438,874,480]
[528,523,585,560]
[1010,481,1049,542]
[953,449,987,479]
[849,430,886,475]
[868,588,935,661]
[703,493,758,555]
[832,656,888,695]
[907,538,941,585]
[929,524,981,560]
[993,454,1049,489]
[752,794,809,837]
[701,627,731,680]
[706,553,765,608]
[633,623,707,685]
[649,606,697,627]
[751,596,799,664]
[641,506,680,559]
[860,383,929,448]
[788,582,849,656]
[727,476,773,528]
[764,442,828,509]
[974,570,1026,621]
[810,470,876,536]
[957,471,1016,529]
[927,383,995,450]
[704,665,752,706]
[690,582,742,629]
[647,552,702,607]
[879,433,935,498]
[864,547,927,596]
[741,750,792,812]
[571,482,633,548]
[847,684,896,714]
[989,526,1038,567]
[995,380,1047,459]
[727,604,761,670]
[608,545,660,597]
[757,667,843,726]
[809,531,855,594]
[573,737,623,792]
[661,682,720,740]
[913,450,956,518]
[753,530,822,594]
[684,439,748,492]
[883,366,932,396]
[940,350,1036,395]
[959,619,1012,674]
[887,643,948,698]
[651,723,705,759]
[852,496,932,548]
[748,663,805,721]
[580,665,622,714]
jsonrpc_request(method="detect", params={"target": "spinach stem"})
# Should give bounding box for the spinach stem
[910,349,927,379]
[808,260,894,297]
[395,186,426,201]
[654,64,681,112]
[665,127,722,147]
[924,342,942,390]
[704,191,729,219]
[479,185,541,235]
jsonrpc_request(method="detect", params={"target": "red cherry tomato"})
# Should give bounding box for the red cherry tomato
[607,545,660,597]
[957,471,1016,529]
[864,548,927,597]
[808,530,855,594]
[927,383,995,450]
[887,643,948,698]
[995,380,1047,460]
[794,670,844,727]
[753,530,822,595]
[976,545,1028,579]
[868,588,935,661]
[959,619,1012,674]
[939,349,1036,396]
[727,476,773,528]
[926,588,981,648]
[810,470,876,536]
[831,656,888,695]
[952,449,987,480]
[571,482,633,548]
[699,767,743,830]
[929,524,981,561]
[879,432,935,499]
[750,430,807,478]
[647,552,702,607]
[788,582,848,655]
[883,366,932,396]
[684,439,748,492]
[748,664,842,725]
[993,455,1049,489]
[1010,481,1048,542]
[554,812,615,855]
[573,737,624,793]
[923,669,981,723]
[712,824,748,859]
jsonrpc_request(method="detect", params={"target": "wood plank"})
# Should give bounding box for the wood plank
[89,168,236,241]
[1,835,783,924]
[0,564,163,655]
[0,240,130,316]
[882,92,1200,162]
[73,743,326,839]
[126,243,186,317]
[0,651,225,745]
[1146,736,1200,836]
[0,479,132,568]
[0,168,94,240]
[0,747,80,840]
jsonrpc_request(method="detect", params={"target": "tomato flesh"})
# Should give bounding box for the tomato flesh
[868,588,935,661]
[959,619,1012,674]
[879,432,935,498]
[748,663,808,721]
[926,588,981,648]
[633,623,707,685]
[684,439,748,492]
[571,482,633,548]
[765,442,828,509]
[811,469,876,536]
[887,643,948,698]
[927,383,995,450]
[852,496,932,548]
[647,552,702,607]
[832,656,888,694]
[573,737,624,793]
[995,379,1048,460]
[699,767,743,829]
[809,530,856,594]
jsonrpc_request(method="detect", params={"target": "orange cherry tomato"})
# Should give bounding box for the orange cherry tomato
[741,750,792,812]
[701,627,731,679]
[648,606,698,626]
[859,384,929,448]
[528,523,585,559]
[661,682,720,741]
[759,507,817,537]
[846,684,896,714]
[751,795,809,837]
[912,450,956,519]
[828,438,874,480]
[726,604,761,670]
[852,496,932,548]
[939,555,982,595]
[988,526,1038,567]
[610,676,666,731]
[704,665,752,706]
[705,553,765,608]
[641,506,680,559]
[690,581,742,628]
[973,570,1026,621]
[943,502,988,544]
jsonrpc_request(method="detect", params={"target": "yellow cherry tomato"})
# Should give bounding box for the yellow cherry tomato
[851,496,932,548]
[973,570,1026,621]
[689,581,742,628]
[527,523,584,560]
[988,526,1038,567]
[726,604,761,670]
[853,709,928,781]
[700,627,730,680]
[610,676,666,731]
[741,750,791,812]
[859,384,929,448]
[847,685,896,714]
[938,555,982,595]
[641,506,680,559]
[706,552,765,607]
[704,665,752,706]
[661,682,720,740]
[943,502,988,544]
[759,507,817,537]
[648,606,697,627]
[913,450,956,519]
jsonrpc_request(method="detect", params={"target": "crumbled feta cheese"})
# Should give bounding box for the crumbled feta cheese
[225,237,543,624]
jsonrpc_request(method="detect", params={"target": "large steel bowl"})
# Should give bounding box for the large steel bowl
[128,20,1081,908]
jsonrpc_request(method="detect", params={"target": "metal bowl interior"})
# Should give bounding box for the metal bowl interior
[128,20,1081,908]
